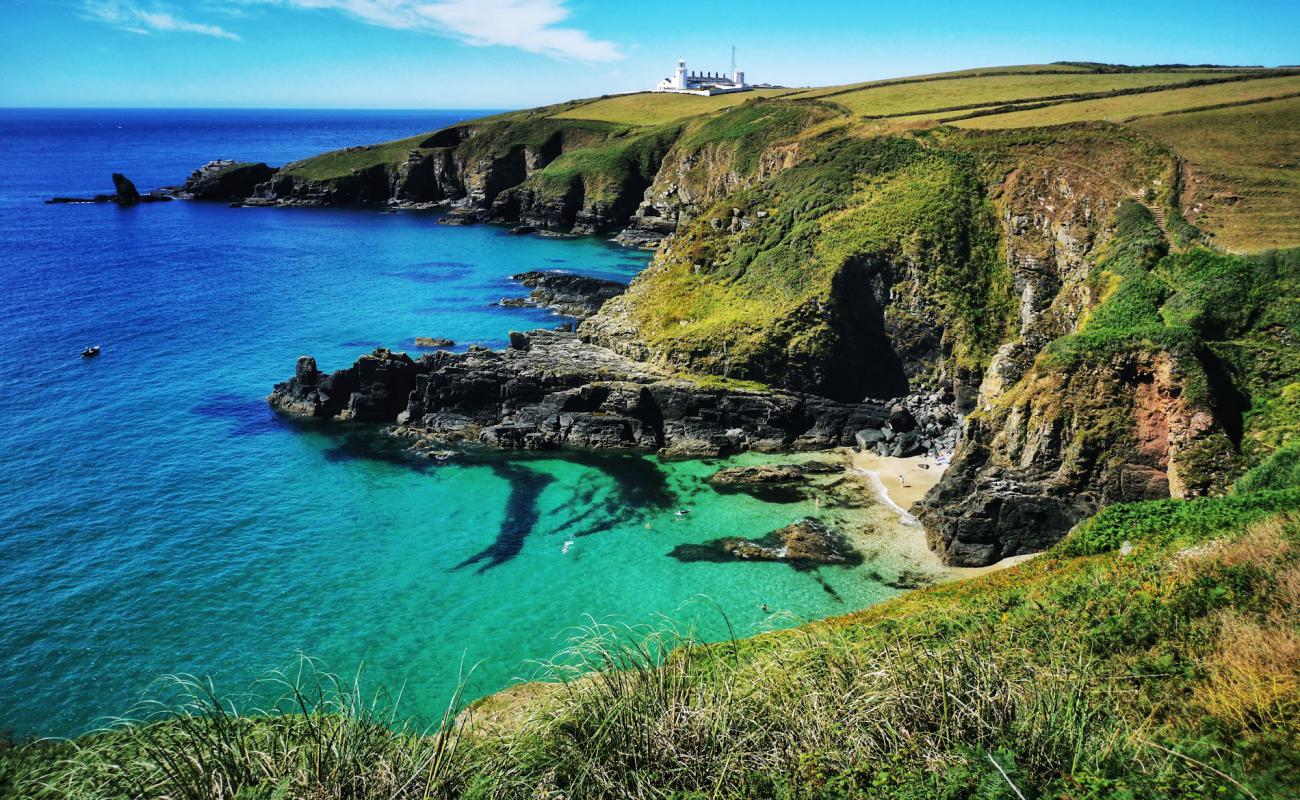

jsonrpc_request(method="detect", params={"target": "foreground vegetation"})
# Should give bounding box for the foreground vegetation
[4,445,1298,798]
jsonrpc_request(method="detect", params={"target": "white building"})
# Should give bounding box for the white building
[655,58,750,96]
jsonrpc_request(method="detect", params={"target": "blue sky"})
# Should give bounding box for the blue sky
[3,0,1297,108]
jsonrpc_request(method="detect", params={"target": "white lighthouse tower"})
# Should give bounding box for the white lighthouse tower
[672,57,688,90]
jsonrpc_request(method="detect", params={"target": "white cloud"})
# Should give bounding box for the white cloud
[258,0,623,62]
[82,1,243,40]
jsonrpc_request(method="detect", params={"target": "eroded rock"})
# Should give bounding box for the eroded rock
[669,518,862,570]
[269,330,888,458]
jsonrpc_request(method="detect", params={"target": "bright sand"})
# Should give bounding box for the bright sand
[847,450,1037,578]
[851,451,946,512]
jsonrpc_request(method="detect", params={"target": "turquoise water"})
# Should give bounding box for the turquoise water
[0,110,923,739]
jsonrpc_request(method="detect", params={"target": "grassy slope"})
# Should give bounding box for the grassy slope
[551,89,799,125]
[620,132,1017,396]
[279,132,432,181]
[1133,96,1300,251]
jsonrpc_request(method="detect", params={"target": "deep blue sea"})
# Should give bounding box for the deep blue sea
[0,109,923,739]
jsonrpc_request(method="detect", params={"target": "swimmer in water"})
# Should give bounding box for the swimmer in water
[760,603,770,613]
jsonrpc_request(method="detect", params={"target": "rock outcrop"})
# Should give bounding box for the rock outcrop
[47,173,173,205]
[502,271,627,319]
[269,330,888,458]
[669,518,863,570]
[182,160,278,200]
[918,343,1235,566]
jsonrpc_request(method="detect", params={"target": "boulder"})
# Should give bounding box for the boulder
[854,428,886,450]
[888,404,917,432]
[669,518,862,570]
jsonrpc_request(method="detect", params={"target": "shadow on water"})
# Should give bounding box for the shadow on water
[455,451,678,569]
[192,395,293,437]
[302,425,683,572]
[340,340,382,349]
[546,451,678,537]
[320,431,434,474]
[454,461,555,573]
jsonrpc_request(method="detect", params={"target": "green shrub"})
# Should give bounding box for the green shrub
[1057,489,1300,556]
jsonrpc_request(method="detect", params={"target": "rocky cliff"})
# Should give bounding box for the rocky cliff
[252,102,1298,567]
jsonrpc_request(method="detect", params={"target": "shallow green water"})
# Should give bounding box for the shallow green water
[0,109,943,739]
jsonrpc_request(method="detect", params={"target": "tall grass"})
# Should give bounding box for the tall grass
[27,657,472,800]
[465,615,1150,798]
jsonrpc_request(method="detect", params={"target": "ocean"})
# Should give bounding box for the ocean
[0,109,924,739]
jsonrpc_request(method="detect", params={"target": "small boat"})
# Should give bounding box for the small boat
[81,346,101,358]
[675,508,691,517]
[562,540,574,554]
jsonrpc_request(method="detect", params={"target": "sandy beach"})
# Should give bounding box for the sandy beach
[845,449,1037,577]
[850,450,946,512]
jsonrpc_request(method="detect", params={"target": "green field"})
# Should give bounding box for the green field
[1133,96,1300,251]
[551,88,799,125]
[810,71,1236,117]
[955,73,1300,127]
[783,62,1100,99]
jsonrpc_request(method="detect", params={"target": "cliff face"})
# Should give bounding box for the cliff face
[233,102,835,241]
[919,192,1296,564]
[249,104,1297,567]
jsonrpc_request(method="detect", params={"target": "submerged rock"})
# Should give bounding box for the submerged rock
[669,518,862,570]
[707,463,805,486]
[413,337,455,348]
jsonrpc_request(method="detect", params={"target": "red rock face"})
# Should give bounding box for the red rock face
[1133,376,1172,467]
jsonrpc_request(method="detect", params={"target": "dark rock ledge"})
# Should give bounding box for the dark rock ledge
[268,329,889,458]
[669,518,863,570]
[498,271,628,320]
[47,173,172,205]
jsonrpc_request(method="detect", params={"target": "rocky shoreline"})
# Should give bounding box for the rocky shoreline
[268,329,907,459]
